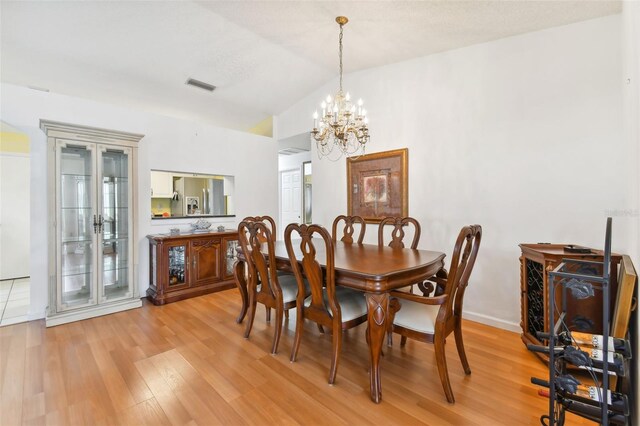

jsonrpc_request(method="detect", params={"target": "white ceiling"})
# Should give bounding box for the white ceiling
[0,1,621,133]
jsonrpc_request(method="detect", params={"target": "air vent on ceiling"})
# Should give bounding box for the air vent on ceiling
[278,147,310,156]
[186,78,216,92]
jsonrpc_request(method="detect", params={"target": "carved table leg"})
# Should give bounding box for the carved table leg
[366,292,389,403]
[233,260,248,324]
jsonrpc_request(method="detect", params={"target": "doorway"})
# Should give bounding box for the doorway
[0,122,31,326]
[280,168,302,237]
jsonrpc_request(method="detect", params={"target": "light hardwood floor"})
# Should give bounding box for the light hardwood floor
[0,290,592,425]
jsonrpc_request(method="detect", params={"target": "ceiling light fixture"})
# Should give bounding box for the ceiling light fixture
[311,16,369,161]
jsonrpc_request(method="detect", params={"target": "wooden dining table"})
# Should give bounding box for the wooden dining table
[233,240,446,403]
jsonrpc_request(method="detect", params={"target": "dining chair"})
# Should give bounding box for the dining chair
[332,215,366,244]
[242,215,277,243]
[237,219,309,354]
[240,215,292,321]
[387,224,482,403]
[378,217,423,346]
[377,216,421,249]
[284,223,368,385]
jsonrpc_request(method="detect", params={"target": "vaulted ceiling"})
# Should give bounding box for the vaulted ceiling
[0,1,621,133]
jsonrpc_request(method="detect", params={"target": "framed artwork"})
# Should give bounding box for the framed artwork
[347,148,408,222]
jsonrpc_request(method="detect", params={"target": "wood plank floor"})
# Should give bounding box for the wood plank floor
[0,290,593,425]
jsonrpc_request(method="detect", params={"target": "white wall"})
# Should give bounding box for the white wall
[622,1,640,422]
[277,15,632,331]
[278,150,311,172]
[0,83,278,320]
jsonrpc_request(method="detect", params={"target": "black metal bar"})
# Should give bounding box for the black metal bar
[549,264,556,426]
[601,217,612,426]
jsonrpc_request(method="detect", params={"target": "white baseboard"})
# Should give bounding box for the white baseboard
[462,310,520,333]
[45,298,142,327]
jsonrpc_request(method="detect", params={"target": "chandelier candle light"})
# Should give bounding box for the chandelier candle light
[311,16,370,160]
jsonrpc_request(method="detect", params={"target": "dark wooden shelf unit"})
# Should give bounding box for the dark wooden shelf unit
[147,230,239,305]
[519,244,622,349]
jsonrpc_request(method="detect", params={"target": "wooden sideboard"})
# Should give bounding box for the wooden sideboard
[519,244,622,348]
[147,230,238,305]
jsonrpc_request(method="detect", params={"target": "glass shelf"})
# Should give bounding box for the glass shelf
[102,265,129,274]
[62,270,94,279]
[62,237,93,243]
[102,236,128,242]
[61,173,91,178]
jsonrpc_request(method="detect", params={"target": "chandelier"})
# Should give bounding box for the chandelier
[311,16,370,160]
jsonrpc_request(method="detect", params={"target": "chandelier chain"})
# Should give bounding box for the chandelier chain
[339,23,343,92]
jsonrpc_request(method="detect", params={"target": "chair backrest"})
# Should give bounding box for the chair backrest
[242,215,277,243]
[377,216,421,249]
[284,223,341,324]
[332,215,366,244]
[237,220,281,300]
[440,225,482,325]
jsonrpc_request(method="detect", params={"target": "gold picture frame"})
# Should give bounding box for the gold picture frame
[347,148,408,223]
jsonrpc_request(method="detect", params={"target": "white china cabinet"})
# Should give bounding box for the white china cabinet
[41,120,144,326]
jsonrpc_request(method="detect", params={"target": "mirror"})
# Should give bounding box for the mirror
[150,170,235,219]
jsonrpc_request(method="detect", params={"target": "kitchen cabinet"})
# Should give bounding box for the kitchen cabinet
[41,120,143,327]
[150,170,174,198]
[147,230,238,305]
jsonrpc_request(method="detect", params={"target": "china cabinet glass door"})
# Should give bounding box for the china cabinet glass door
[224,238,239,278]
[56,140,98,310]
[167,244,188,287]
[98,145,133,302]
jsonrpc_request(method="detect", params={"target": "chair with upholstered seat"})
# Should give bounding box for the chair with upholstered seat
[332,215,366,244]
[378,216,422,343]
[388,224,482,403]
[238,215,293,322]
[284,223,368,384]
[238,219,309,354]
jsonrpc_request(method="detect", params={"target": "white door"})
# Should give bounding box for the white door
[281,169,302,237]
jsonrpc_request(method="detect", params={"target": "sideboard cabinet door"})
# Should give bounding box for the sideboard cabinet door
[190,237,221,286]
